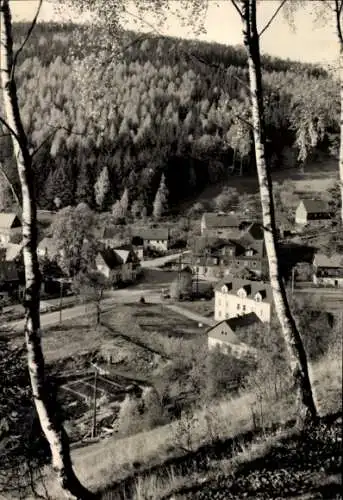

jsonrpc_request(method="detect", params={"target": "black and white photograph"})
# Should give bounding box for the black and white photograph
[0,0,342,498]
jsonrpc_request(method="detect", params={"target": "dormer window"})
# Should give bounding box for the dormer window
[237,288,247,299]
[221,285,228,294]
[245,249,254,257]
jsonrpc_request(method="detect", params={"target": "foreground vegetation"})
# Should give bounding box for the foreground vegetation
[25,343,341,499]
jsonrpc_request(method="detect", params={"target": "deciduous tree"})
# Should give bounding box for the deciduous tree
[235,0,317,424]
[0,1,95,497]
[153,173,168,219]
[94,165,110,210]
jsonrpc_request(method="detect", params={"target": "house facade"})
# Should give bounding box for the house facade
[132,229,170,253]
[0,213,21,244]
[295,200,332,226]
[207,315,261,360]
[312,253,343,287]
[96,247,141,284]
[200,213,243,239]
[214,278,273,323]
[192,223,267,280]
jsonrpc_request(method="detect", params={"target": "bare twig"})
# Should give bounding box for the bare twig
[259,0,288,38]
[231,0,244,18]
[0,160,21,209]
[30,129,58,159]
[10,0,43,82]
[0,115,20,143]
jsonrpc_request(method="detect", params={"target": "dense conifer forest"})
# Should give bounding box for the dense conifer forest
[0,22,339,213]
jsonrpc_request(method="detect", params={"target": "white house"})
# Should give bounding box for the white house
[295,200,332,226]
[0,213,21,244]
[214,278,273,323]
[132,228,170,253]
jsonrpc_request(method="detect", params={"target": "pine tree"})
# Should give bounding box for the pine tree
[119,187,129,217]
[76,163,93,206]
[153,173,168,219]
[94,166,110,210]
[112,200,124,221]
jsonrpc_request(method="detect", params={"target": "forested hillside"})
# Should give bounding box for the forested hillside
[0,22,339,213]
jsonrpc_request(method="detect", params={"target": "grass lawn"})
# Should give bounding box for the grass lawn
[179,299,215,318]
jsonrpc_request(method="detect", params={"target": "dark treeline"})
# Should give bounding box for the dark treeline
[0,22,338,213]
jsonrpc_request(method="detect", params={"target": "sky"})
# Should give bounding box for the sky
[10,0,338,66]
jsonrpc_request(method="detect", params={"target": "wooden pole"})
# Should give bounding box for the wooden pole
[59,280,63,323]
[91,369,98,438]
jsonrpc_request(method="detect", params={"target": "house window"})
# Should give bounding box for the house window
[242,305,246,312]
[252,261,256,267]
[218,311,221,317]
[218,299,221,306]
[237,304,240,310]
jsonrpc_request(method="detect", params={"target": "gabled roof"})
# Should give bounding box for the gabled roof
[313,253,343,268]
[113,249,130,264]
[245,222,264,241]
[299,199,330,214]
[0,213,21,229]
[132,228,169,241]
[215,278,273,303]
[97,248,121,269]
[202,212,240,229]
[207,313,262,345]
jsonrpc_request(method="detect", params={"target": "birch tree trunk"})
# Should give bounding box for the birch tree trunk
[0,1,96,498]
[240,0,318,425]
[334,0,343,222]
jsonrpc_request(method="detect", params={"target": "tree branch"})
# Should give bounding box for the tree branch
[10,0,43,82]
[29,129,57,159]
[231,0,244,18]
[0,161,21,210]
[259,0,288,37]
[334,0,343,45]
[0,116,20,143]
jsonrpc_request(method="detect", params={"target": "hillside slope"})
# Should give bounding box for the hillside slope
[0,23,338,213]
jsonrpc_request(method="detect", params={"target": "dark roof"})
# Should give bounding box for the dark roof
[214,278,273,303]
[132,228,169,241]
[227,312,262,331]
[207,313,262,345]
[300,200,330,214]
[202,213,240,229]
[245,222,264,240]
[0,213,21,229]
[97,248,122,269]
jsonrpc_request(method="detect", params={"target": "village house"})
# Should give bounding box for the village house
[214,278,273,323]
[312,253,343,287]
[96,247,141,285]
[295,200,332,226]
[0,213,22,245]
[132,228,170,253]
[207,314,262,360]
[192,223,267,279]
[200,212,244,239]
